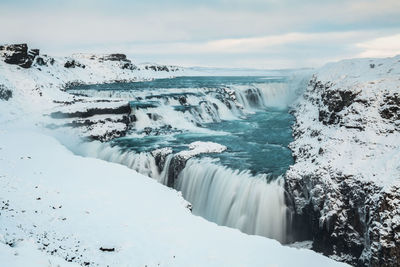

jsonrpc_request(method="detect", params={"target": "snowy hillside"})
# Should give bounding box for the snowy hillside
[0,44,184,119]
[0,128,348,267]
[0,44,347,266]
[286,56,400,266]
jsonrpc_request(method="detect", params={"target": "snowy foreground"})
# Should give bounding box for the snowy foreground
[0,45,347,266]
[0,128,346,267]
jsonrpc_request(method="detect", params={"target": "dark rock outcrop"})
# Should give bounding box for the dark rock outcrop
[144,65,179,72]
[380,93,400,126]
[35,57,46,66]
[34,55,55,67]
[0,85,12,101]
[87,54,137,70]
[121,62,136,70]
[99,247,115,252]
[166,155,188,187]
[29,49,40,58]
[101,54,128,62]
[0,43,40,68]
[286,173,383,265]
[50,104,131,119]
[64,60,85,69]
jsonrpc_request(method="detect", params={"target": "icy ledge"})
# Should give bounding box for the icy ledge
[0,129,347,266]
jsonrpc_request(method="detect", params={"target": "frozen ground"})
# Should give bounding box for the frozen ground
[0,128,347,267]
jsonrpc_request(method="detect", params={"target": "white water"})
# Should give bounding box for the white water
[73,140,288,242]
[175,159,288,243]
[76,141,161,179]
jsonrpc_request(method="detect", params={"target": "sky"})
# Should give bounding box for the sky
[1,0,400,69]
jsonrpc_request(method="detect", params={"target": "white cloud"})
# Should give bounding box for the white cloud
[117,31,375,56]
[356,34,400,58]
[0,0,399,68]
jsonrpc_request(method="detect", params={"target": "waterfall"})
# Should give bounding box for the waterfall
[61,77,302,244]
[175,159,288,243]
[73,141,288,243]
[75,141,161,178]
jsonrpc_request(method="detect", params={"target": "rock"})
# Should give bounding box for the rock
[99,247,115,252]
[309,76,360,126]
[166,155,187,187]
[35,57,46,66]
[151,148,173,172]
[0,85,12,101]
[380,93,400,123]
[102,54,128,61]
[29,49,40,58]
[64,60,85,69]
[121,62,136,70]
[0,43,39,68]
[144,64,179,72]
[178,96,187,105]
[50,104,131,119]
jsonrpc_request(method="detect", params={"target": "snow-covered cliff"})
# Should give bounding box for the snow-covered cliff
[0,44,186,140]
[286,56,400,266]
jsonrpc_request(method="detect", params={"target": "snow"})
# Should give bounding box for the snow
[0,128,346,267]
[0,239,79,267]
[177,141,227,160]
[289,55,400,189]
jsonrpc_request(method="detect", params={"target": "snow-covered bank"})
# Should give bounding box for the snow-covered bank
[0,44,183,118]
[286,56,400,266]
[0,129,347,267]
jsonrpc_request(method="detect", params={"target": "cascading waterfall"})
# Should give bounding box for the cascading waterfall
[175,159,288,243]
[63,76,307,245]
[75,140,289,243]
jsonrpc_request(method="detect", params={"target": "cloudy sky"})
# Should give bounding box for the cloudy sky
[1,0,400,69]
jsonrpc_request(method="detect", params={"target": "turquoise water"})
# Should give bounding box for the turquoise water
[114,110,293,178]
[71,76,294,179]
[71,76,287,91]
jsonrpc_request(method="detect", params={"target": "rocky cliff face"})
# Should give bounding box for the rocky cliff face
[285,56,400,266]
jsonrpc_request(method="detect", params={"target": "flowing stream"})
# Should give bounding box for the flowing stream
[69,76,301,243]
